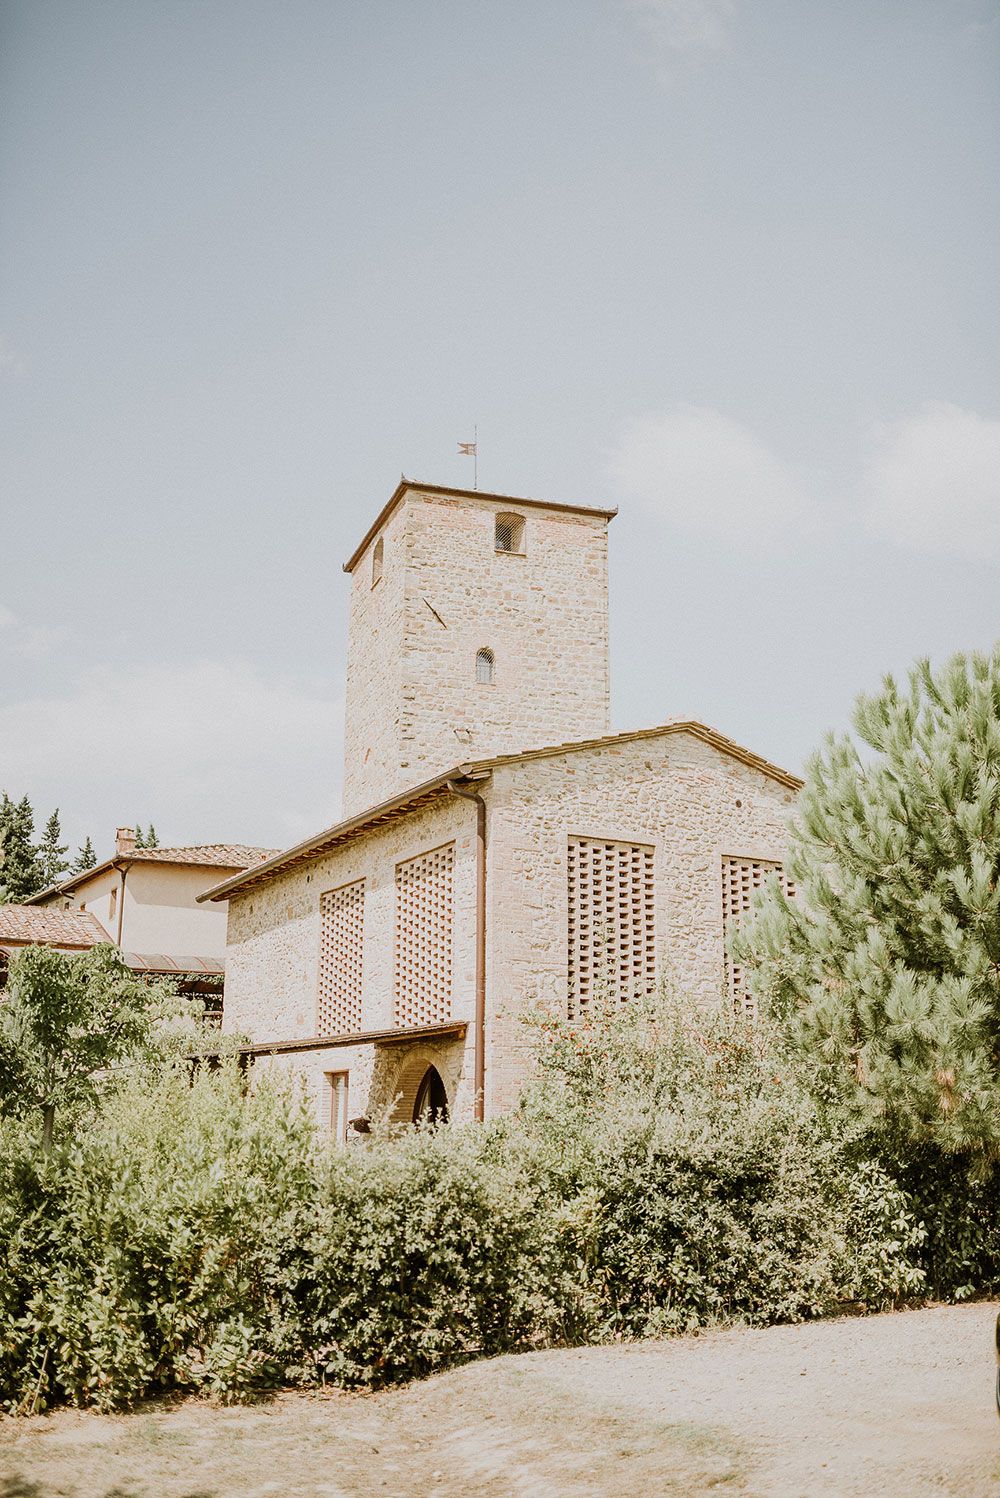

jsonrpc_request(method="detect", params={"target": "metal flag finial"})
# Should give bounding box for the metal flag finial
[457,425,478,489]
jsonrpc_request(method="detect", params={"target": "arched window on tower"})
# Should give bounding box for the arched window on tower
[494,512,525,553]
[476,648,495,684]
[371,536,384,587]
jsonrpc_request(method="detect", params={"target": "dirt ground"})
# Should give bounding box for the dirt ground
[0,1303,996,1497]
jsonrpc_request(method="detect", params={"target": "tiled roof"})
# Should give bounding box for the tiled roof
[201,719,803,904]
[26,844,280,904]
[122,952,225,975]
[124,844,278,867]
[0,905,111,948]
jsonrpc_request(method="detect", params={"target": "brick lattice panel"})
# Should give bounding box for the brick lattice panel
[567,837,656,1018]
[722,856,796,1017]
[394,843,455,1026]
[317,879,365,1034]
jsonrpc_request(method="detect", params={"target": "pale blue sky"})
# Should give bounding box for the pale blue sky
[2,0,999,856]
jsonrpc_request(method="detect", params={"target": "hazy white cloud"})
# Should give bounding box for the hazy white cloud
[0,604,65,661]
[863,401,1000,562]
[628,0,737,55]
[0,338,23,376]
[0,659,343,854]
[607,404,823,545]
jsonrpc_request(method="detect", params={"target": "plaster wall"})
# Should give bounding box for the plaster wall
[66,864,238,956]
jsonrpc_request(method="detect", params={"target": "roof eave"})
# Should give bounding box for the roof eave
[342,479,618,574]
[198,766,491,904]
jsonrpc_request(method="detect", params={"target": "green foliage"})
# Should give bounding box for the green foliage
[0,945,161,1153]
[133,825,159,850]
[0,794,42,902]
[734,646,1000,1162]
[0,793,93,896]
[72,837,97,873]
[37,810,69,889]
[0,997,930,1413]
[512,996,925,1335]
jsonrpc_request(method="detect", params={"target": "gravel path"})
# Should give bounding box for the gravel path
[2,1304,996,1496]
[530,1301,1000,1495]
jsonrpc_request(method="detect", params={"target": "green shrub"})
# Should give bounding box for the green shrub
[0,996,936,1413]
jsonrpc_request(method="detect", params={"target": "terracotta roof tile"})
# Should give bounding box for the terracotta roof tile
[0,905,111,948]
[125,844,278,868]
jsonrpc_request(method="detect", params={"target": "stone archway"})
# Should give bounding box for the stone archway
[412,1065,449,1124]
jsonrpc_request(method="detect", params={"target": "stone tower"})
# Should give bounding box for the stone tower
[341,480,615,817]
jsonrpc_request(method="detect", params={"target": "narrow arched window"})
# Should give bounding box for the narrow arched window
[371,536,384,587]
[494,512,525,553]
[476,647,495,684]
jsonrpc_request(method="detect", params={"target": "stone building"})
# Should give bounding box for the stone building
[205,480,801,1135]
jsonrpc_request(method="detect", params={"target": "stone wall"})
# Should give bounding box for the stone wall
[341,486,611,816]
[223,793,478,1127]
[482,730,798,1114]
[222,728,798,1131]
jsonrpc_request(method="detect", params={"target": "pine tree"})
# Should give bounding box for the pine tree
[38,809,69,889]
[134,824,145,850]
[145,823,159,848]
[0,794,43,902]
[73,837,97,872]
[736,645,1000,1160]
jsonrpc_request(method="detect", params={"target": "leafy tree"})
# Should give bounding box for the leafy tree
[735,646,1000,1161]
[37,810,69,889]
[0,944,157,1154]
[73,837,97,872]
[0,794,42,902]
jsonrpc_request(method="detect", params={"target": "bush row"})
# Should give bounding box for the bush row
[0,999,989,1412]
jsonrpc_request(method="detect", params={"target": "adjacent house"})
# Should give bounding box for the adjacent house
[27,832,277,1006]
[205,480,802,1135]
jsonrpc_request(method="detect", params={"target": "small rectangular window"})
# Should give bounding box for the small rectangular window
[721,856,796,1018]
[327,1071,349,1145]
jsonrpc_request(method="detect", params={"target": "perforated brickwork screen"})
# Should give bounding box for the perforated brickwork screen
[722,856,796,1017]
[317,879,365,1034]
[567,837,656,1018]
[394,843,455,1026]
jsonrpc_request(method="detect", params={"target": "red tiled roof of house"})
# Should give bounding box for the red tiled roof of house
[124,844,278,867]
[0,905,111,948]
[26,844,280,904]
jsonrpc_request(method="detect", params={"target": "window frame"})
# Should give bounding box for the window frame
[494,512,525,555]
[327,1070,350,1145]
[475,647,495,685]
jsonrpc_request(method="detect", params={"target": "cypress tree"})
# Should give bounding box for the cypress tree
[736,645,1000,1160]
[38,809,69,889]
[73,837,97,872]
[145,823,159,848]
[0,794,42,902]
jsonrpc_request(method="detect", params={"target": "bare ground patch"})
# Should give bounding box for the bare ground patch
[1,1304,996,1497]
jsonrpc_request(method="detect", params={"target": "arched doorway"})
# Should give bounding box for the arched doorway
[413,1065,449,1125]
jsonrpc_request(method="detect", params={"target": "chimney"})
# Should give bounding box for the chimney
[115,826,137,856]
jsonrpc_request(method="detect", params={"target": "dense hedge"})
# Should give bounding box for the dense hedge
[0,999,975,1412]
